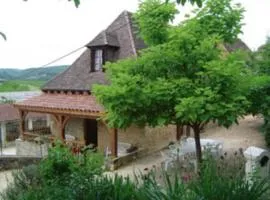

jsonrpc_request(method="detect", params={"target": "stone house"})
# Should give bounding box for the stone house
[14,11,250,158]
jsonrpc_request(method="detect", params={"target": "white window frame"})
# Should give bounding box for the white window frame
[94,49,103,71]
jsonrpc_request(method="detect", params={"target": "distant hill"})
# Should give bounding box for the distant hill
[0,65,68,81]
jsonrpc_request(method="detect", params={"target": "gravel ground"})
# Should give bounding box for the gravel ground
[115,115,266,175]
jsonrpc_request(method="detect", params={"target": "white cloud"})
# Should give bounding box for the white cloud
[0,0,269,68]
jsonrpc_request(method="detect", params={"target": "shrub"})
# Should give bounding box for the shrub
[2,143,269,200]
[189,154,270,200]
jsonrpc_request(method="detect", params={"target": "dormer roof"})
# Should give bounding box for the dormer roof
[86,31,120,48]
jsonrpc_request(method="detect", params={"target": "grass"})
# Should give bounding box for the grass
[0,80,45,92]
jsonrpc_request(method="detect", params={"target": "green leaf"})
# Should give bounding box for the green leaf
[0,32,6,40]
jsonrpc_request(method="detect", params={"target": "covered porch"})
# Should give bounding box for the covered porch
[13,93,118,157]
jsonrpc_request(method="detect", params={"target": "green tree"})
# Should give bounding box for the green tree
[70,0,203,8]
[94,0,249,163]
[134,0,178,46]
[0,32,6,40]
[247,37,270,147]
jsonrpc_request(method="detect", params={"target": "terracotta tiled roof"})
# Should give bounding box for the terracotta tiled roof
[14,93,104,113]
[0,104,19,122]
[0,104,45,122]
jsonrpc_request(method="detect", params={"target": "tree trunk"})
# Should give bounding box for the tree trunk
[176,124,183,141]
[186,126,191,137]
[193,125,202,164]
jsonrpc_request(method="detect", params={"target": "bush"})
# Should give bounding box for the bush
[189,155,269,200]
[1,143,270,200]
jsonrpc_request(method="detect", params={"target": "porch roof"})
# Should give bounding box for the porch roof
[13,93,104,117]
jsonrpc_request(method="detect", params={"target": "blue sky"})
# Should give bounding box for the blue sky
[0,0,269,69]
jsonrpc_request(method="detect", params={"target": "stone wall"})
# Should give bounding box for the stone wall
[65,118,84,140]
[98,123,177,154]
[16,139,49,157]
[49,116,177,155]
[0,156,41,171]
[144,125,176,151]
[118,125,176,153]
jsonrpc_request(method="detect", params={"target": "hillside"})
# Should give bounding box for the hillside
[0,65,68,92]
[0,80,45,92]
[0,65,68,81]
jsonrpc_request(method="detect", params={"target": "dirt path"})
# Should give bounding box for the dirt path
[201,115,266,152]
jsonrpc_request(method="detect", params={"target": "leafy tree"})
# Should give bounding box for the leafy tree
[134,0,178,46]
[94,0,249,163]
[0,32,6,41]
[69,0,203,8]
[247,37,270,147]
[68,0,80,7]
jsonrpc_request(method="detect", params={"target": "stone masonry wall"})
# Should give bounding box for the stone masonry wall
[0,156,41,171]
[118,125,176,152]
[16,139,49,157]
[98,123,177,154]
[65,118,84,140]
[49,116,177,155]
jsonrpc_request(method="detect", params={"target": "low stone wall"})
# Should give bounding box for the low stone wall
[0,156,42,171]
[16,139,49,157]
[111,148,147,170]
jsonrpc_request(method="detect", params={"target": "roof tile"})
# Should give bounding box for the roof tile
[14,93,104,113]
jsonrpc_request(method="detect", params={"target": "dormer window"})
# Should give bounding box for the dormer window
[87,31,120,72]
[94,49,103,71]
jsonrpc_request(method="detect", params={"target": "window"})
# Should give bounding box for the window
[94,49,103,71]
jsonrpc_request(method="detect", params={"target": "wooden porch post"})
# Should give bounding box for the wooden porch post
[54,115,70,141]
[110,128,118,157]
[18,110,26,139]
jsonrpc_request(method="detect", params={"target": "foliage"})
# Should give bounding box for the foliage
[189,154,269,200]
[167,0,203,7]
[0,32,6,40]
[196,0,244,43]
[0,80,45,92]
[134,0,178,46]
[1,142,104,200]
[68,0,204,8]
[247,37,270,147]
[0,65,67,81]
[94,0,248,162]
[2,148,270,200]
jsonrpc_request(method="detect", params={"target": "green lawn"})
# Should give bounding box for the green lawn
[0,80,45,92]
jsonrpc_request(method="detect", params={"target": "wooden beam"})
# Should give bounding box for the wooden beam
[110,128,118,157]
[18,110,27,139]
[13,106,103,119]
[62,116,70,127]
[58,115,65,141]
